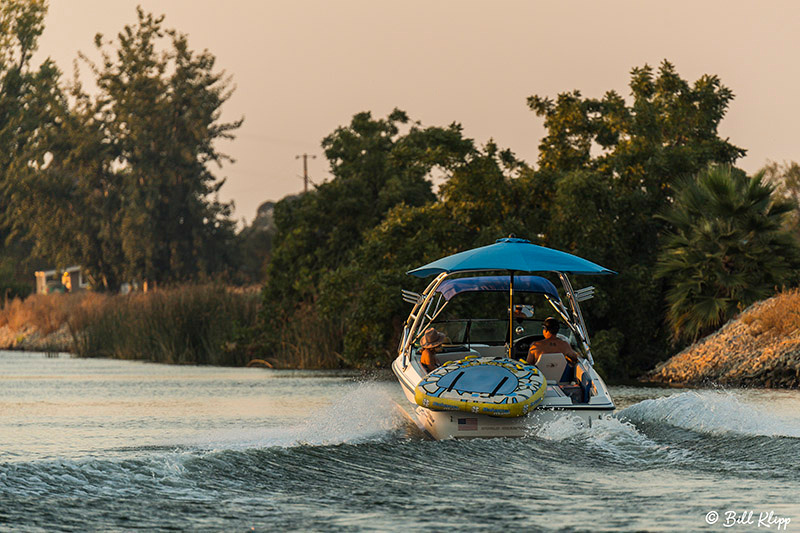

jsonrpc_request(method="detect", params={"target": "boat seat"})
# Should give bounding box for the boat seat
[435,348,481,365]
[535,353,571,383]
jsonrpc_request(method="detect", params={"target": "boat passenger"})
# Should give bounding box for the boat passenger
[420,327,448,373]
[526,317,578,370]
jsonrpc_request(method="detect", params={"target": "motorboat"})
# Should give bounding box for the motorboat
[392,237,616,439]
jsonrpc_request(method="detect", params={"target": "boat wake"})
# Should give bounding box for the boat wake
[618,389,800,438]
[527,389,800,482]
[182,381,408,451]
[142,387,800,465]
[3,384,799,524]
[274,381,407,446]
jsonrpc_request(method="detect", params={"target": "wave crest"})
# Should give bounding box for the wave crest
[619,390,800,438]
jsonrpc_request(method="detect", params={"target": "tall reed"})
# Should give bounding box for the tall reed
[3,285,350,368]
[266,301,344,369]
[68,285,260,365]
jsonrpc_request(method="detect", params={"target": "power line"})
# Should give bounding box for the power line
[295,153,317,193]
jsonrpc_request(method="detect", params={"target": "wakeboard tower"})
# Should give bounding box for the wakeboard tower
[392,238,616,439]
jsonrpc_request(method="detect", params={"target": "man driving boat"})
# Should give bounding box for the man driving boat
[526,317,578,367]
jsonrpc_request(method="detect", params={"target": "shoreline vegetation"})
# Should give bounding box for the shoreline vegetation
[2,286,800,388]
[0,285,343,369]
[0,286,261,366]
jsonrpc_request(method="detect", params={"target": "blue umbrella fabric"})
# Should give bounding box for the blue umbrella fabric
[407,237,615,277]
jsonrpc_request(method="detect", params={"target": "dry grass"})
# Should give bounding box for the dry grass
[0,293,86,334]
[1,286,260,366]
[741,289,800,337]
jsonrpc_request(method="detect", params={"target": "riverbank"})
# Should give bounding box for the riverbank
[0,324,72,353]
[9,288,800,386]
[0,287,261,365]
[0,293,75,352]
[645,290,800,388]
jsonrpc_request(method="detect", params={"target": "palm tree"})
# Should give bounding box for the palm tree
[656,165,799,342]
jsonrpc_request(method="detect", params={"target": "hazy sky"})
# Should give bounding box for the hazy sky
[34,1,800,224]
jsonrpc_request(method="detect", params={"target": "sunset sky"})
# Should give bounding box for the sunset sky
[34,1,800,224]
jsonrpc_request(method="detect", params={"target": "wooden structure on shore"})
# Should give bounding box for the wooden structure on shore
[34,266,88,294]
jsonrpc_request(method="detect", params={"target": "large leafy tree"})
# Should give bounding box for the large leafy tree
[524,61,747,376]
[5,7,241,289]
[6,78,128,290]
[90,8,241,284]
[259,110,475,363]
[316,142,530,365]
[0,0,61,290]
[656,165,798,341]
[266,109,473,293]
[528,61,745,261]
[529,61,744,195]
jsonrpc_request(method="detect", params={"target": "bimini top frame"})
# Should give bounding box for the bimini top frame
[399,270,598,368]
[400,239,615,369]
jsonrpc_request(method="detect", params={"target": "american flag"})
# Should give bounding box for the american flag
[458,417,478,431]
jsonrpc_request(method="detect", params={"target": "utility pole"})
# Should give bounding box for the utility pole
[295,153,316,193]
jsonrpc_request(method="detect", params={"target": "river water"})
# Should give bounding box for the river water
[1,351,798,532]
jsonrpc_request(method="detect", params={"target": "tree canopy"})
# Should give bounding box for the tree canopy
[1,5,795,378]
[257,60,794,379]
[522,61,748,375]
[2,6,241,290]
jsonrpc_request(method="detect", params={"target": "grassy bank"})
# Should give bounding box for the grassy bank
[1,286,262,366]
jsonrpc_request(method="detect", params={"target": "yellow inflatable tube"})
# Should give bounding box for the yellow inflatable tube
[414,356,546,418]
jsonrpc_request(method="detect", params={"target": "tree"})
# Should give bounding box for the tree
[90,8,241,285]
[258,110,475,364]
[316,142,532,366]
[529,60,744,197]
[526,61,747,375]
[4,7,241,290]
[5,85,128,290]
[528,61,745,268]
[0,0,62,287]
[656,165,798,341]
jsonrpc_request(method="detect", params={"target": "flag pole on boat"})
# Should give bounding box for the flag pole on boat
[509,270,514,359]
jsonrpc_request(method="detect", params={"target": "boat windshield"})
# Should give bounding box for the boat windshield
[431,318,573,346]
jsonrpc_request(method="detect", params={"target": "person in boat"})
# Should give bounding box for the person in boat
[420,327,448,373]
[526,317,578,368]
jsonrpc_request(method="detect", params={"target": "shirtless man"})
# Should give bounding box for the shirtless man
[526,317,578,366]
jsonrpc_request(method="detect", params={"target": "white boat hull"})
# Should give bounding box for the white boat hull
[397,402,612,440]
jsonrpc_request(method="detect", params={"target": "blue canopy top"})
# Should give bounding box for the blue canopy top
[408,238,615,277]
[436,275,560,302]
